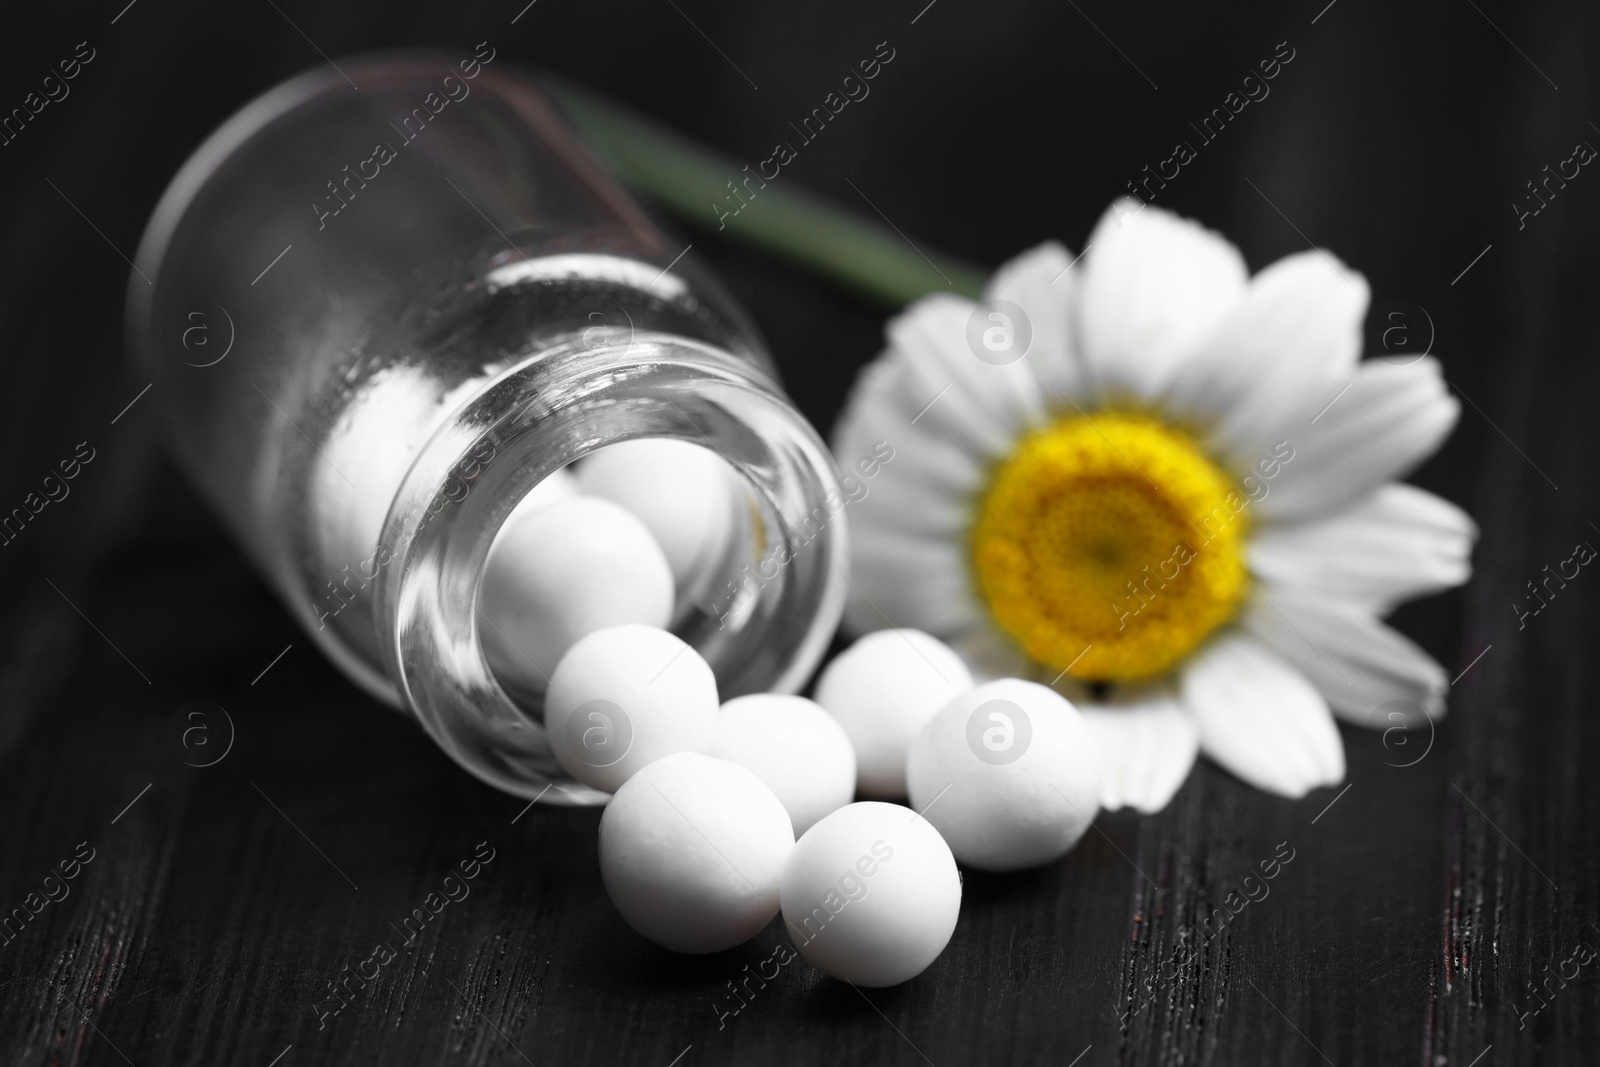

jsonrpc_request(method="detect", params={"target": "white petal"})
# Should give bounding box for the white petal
[839,434,977,548]
[1238,592,1449,724]
[832,295,1017,467]
[878,418,987,498]
[1076,199,1248,406]
[842,531,983,637]
[947,621,1040,683]
[1161,250,1368,457]
[1243,357,1461,523]
[886,294,1038,458]
[832,354,919,455]
[1079,689,1199,813]
[844,463,972,543]
[1180,631,1345,798]
[830,340,993,640]
[831,358,977,542]
[1249,484,1477,613]
[983,241,1093,409]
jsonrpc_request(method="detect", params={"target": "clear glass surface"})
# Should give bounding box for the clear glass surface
[127,53,848,799]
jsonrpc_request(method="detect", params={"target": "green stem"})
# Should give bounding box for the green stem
[550,83,988,308]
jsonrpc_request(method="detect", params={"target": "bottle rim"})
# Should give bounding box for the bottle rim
[374,332,849,802]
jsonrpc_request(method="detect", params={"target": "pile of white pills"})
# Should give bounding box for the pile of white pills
[483,442,1106,986]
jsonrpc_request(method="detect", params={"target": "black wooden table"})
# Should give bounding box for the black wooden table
[1,1,1596,1063]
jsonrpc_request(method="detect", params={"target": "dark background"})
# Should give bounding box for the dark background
[0,0,1596,1064]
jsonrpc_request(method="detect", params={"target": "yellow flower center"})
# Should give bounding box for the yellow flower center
[971,412,1248,683]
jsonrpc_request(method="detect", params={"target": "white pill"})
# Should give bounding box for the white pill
[480,496,674,685]
[906,678,1103,873]
[814,630,974,798]
[600,752,794,954]
[577,438,737,598]
[711,694,857,836]
[779,801,960,987]
[544,623,718,792]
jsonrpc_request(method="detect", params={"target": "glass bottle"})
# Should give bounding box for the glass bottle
[126,51,848,802]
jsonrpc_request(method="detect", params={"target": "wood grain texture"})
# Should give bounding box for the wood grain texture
[1,0,1597,1064]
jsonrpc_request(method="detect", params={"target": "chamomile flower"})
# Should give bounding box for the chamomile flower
[832,199,1475,809]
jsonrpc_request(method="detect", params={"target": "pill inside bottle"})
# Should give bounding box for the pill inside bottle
[478,438,752,708]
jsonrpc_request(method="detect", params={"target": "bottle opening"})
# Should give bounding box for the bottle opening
[378,335,848,801]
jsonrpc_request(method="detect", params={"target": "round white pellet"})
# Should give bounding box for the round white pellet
[577,438,737,596]
[711,694,857,836]
[480,496,674,685]
[544,624,719,792]
[779,801,960,987]
[813,630,974,798]
[599,752,795,954]
[906,678,1103,873]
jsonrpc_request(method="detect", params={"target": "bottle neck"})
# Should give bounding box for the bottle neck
[371,334,848,801]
